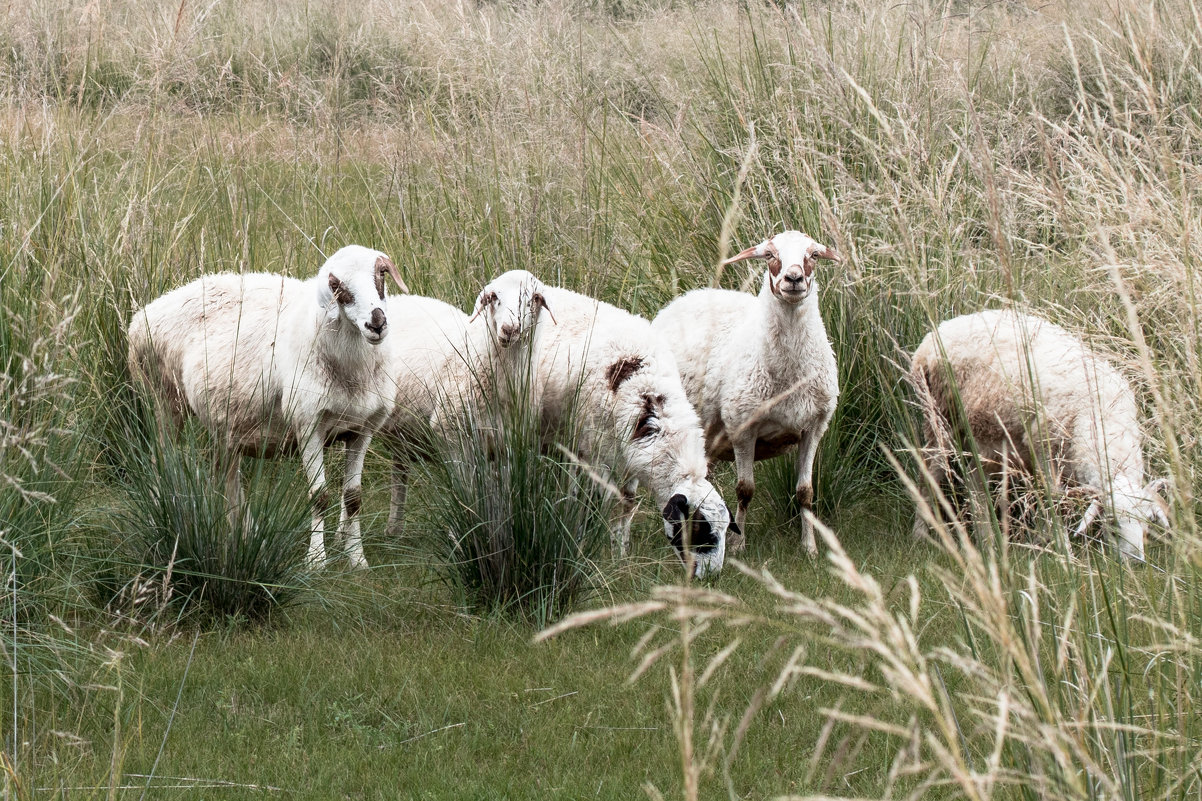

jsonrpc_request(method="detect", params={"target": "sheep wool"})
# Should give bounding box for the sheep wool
[127,245,407,568]
[532,285,736,578]
[652,230,842,555]
[909,309,1167,560]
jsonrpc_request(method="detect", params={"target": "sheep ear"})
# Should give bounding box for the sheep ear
[468,291,488,323]
[376,256,408,294]
[726,513,741,537]
[1072,498,1104,539]
[325,274,348,318]
[533,292,557,325]
[812,245,841,262]
[662,493,689,523]
[721,242,769,266]
[1144,477,1170,497]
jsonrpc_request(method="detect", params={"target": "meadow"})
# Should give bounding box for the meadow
[2,0,1201,798]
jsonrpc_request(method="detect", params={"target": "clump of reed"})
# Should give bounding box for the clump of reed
[418,360,616,627]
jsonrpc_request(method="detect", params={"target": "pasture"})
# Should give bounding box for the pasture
[2,0,1201,798]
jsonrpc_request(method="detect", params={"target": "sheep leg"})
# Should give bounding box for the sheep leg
[223,455,245,532]
[386,453,409,539]
[300,432,329,568]
[794,430,820,557]
[340,432,372,570]
[912,418,950,541]
[730,438,756,554]
[615,479,639,557]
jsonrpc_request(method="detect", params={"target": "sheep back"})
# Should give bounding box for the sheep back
[535,287,708,500]
[910,309,1144,489]
[381,295,471,442]
[129,272,389,456]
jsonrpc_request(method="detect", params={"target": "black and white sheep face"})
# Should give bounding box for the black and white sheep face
[471,269,555,349]
[662,484,735,578]
[319,245,409,344]
[723,230,841,306]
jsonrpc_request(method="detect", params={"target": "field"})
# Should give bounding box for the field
[3,0,1202,798]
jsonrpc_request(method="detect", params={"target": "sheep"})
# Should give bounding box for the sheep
[127,245,408,569]
[377,295,471,537]
[651,230,842,556]
[378,270,555,536]
[530,285,738,578]
[908,309,1168,560]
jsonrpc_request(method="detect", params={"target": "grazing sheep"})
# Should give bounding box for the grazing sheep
[651,230,842,555]
[127,245,408,568]
[908,309,1168,560]
[532,285,738,578]
[379,270,555,535]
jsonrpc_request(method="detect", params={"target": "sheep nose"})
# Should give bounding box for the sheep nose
[783,266,805,283]
[499,323,518,342]
[365,309,387,337]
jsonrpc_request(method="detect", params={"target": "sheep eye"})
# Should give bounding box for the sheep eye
[633,410,660,440]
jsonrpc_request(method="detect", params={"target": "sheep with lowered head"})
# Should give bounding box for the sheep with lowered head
[530,284,738,578]
[127,245,408,568]
[909,309,1168,560]
[652,230,842,556]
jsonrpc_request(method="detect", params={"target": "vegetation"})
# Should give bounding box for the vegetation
[418,370,617,626]
[1,0,1200,797]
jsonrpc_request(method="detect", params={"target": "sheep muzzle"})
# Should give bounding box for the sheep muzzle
[365,308,388,341]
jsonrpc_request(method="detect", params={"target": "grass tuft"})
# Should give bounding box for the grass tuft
[418,370,615,627]
[103,412,312,625]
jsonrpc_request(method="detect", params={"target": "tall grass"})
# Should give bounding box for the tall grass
[100,411,314,624]
[0,0,1200,794]
[418,363,616,627]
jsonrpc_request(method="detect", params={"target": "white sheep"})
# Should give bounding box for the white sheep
[127,245,408,569]
[377,295,471,536]
[531,285,738,577]
[908,309,1168,560]
[379,270,556,535]
[651,230,842,556]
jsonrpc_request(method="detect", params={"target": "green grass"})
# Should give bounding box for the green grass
[2,0,1202,797]
[19,499,936,800]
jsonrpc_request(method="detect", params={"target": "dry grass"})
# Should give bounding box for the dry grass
[2,0,1202,797]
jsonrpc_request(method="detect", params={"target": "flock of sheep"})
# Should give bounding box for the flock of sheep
[125,231,1170,578]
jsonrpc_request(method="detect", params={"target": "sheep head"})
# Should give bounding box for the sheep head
[723,230,840,305]
[1112,477,1171,562]
[604,352,735,577]
[1073,477,1170,562]
[318,245,409,344]
[469,269,555,349]
[662,485,735,578]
